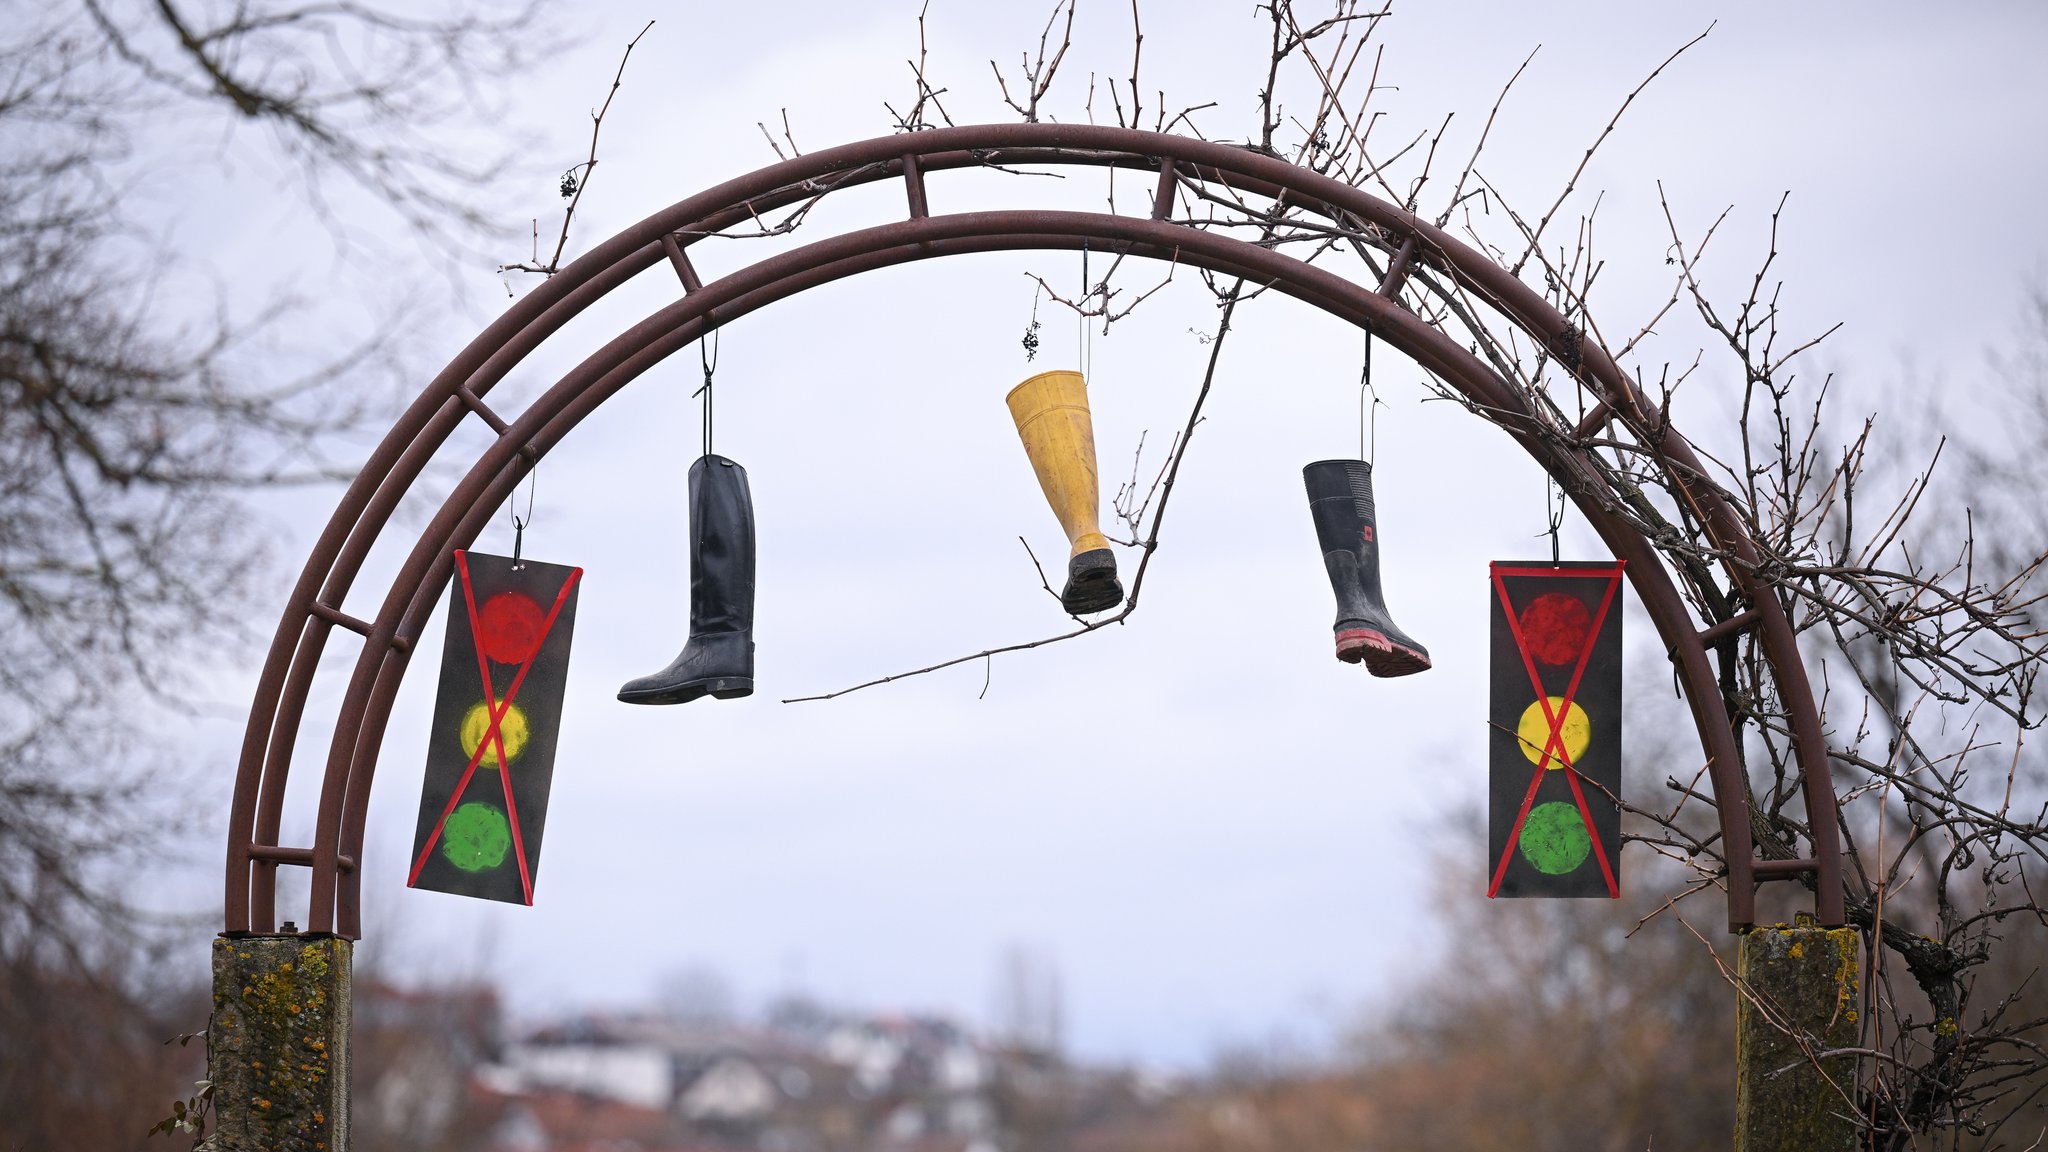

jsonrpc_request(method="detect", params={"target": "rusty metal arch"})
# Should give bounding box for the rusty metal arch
[224,123,1843,941]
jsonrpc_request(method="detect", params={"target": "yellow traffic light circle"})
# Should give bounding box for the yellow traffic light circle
[1516,696,1589,769]
[460,699,530,769]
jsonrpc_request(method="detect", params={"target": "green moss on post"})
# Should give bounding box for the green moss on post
[209,936,351,1152]
[1735,916,1860,1152]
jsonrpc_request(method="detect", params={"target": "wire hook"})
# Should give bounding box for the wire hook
[693,329,719,458]
[1358,324,1386,465]
[1079,238,1092,377]
[509,468,536,569]
[1544,473,1565,565]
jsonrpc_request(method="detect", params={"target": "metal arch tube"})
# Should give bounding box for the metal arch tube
[239,248,674,931]
[1091,134,1839,921]
[300,210,1761,935]
[1008,128,1840,921]
[228,133,1391,929]
[233,151,1011,930]
[330,236,1119,932]
[233,122,1836,936]
[222,250,669,930]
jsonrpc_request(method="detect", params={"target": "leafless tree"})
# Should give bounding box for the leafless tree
[0,0,540,1139]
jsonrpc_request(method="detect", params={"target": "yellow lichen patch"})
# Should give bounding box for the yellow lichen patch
[1829,928,1861,1007]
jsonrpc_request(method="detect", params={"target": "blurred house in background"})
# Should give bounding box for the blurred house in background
[351,982,1180,1152]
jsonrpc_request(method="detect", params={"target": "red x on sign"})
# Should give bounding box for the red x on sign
[408,550,582,905]
[1487,561,1625,899]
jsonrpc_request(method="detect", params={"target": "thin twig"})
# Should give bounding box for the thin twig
[499,20,655,277]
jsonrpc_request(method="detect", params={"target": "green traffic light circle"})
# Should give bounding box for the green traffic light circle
[440,801,512,873]
[1518,800,1592,875]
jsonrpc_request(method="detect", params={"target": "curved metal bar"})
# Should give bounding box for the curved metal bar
[307,209,1756,935]
[230,247,669,931]
[228,123,1840,937]
[332,233,1750,937]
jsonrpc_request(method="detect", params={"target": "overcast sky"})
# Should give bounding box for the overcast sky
[159,1,2048,1068]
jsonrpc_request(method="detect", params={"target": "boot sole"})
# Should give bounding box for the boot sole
[1335,629,1432,677]
[1061,571,1125,615]
[617,677,754,705]
[1062,550,1125,615]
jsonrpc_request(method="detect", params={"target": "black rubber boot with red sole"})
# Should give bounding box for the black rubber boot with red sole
[1302,459,1431,677]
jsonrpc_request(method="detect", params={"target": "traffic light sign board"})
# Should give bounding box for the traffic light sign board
[1488,560,1624,899]
[409,550,582,905]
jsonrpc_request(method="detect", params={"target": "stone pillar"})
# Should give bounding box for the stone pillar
[1735,915,1861,1152]
[209,935,352,1152]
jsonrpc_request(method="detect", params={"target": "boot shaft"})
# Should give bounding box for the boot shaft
[617,454,757,705]
[688,454,755,634]
[1006,369,1110,557]
[1303,458,1384,605]
[1302,458,1430,674]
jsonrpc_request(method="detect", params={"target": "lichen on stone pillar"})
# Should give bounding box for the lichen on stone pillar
[1734,915,1860,1152]
[209,935,352,1152]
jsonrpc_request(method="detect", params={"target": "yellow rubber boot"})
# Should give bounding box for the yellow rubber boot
[1007,369,1124,614]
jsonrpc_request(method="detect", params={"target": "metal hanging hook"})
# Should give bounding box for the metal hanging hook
[509,468,536,569]
[694,329,719,458]
[1079,238,1091,377]
[1358,324,1384,465]
[1544,473,1565,565]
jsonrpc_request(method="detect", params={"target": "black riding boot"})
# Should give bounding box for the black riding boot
[1303,459,1431,677]
[618,454,756,704]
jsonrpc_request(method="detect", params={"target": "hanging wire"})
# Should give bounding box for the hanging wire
[508,468,536,569]
[1079,238,1091,380]
[1544,472,1565,565]
[1358,324,1386,464]
[693,329,719,458]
